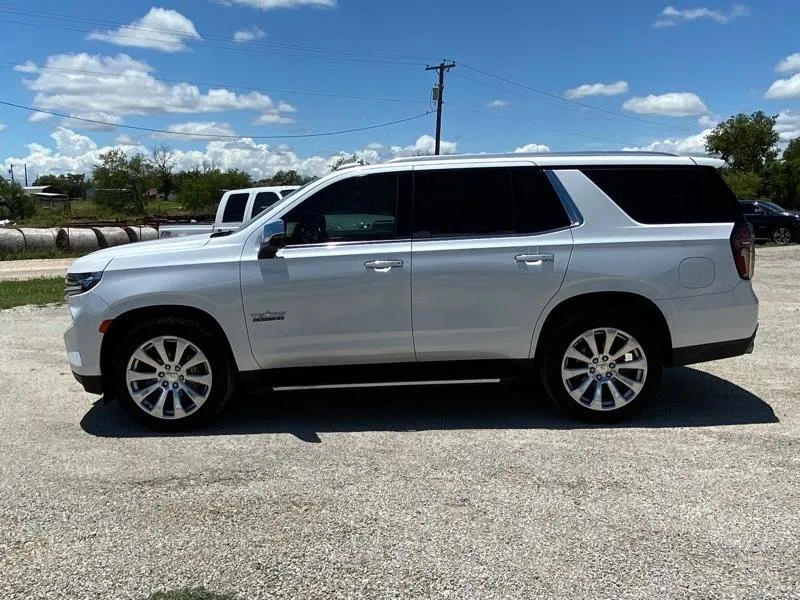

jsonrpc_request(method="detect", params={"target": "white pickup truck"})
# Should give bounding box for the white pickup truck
[158,185,299,238]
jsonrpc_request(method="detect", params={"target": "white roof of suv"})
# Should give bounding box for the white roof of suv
[385,151,724,169]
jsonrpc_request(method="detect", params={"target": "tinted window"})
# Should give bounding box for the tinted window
[412,167,569,238]
[250,191,280,218]
[283,173,397,245]
[221,192,249,223]
[582,167,742,224]
[280,189,296,197]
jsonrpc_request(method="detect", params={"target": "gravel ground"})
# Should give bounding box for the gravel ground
[0,246,798,600]
[0,258,73,281]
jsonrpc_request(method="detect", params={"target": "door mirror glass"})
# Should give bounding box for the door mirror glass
[258,220,287,259]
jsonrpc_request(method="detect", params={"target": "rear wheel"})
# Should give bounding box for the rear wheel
[542,312,662,422]
[772,226,793,245]
[110,318,235,431]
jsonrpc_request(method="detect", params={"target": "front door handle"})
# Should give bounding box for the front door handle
[516,253,554,266]
[364,259,404,272]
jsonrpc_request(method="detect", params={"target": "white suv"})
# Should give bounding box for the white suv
[64,152,758,430]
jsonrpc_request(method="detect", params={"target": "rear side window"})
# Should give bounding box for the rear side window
[221,192,249,223]
[280,189,295,197]
[250,191,280,218]
[582,167,742,224]
[412,167,570,238]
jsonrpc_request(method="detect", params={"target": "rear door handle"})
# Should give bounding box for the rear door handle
[516,253,554,265]
[364,259,403,272]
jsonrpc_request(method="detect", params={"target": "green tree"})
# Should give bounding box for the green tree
[91,149,154,213]
[0,176,37,219]
[176,168,253,212]
[721,170,761,199]
[705,111,779,174]
[151,145,176,199]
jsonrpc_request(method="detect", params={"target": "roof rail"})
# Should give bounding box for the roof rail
[385,150,679,164]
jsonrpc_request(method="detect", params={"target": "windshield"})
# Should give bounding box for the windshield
[761,201,786,212]
[235,181,314,231]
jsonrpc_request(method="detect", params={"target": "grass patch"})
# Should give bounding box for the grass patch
[147,589,239,600]
[0,249,87,261]
[0,277,64,309]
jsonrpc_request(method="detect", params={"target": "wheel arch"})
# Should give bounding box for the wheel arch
[100,305,237,381]
[532,291,674,366]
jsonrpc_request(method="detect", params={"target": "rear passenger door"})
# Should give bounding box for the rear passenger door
[410,165,574,361]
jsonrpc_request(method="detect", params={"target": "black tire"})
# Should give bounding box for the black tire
[541,311,663,423]
[109,317,236,431]
[771,226,794,245]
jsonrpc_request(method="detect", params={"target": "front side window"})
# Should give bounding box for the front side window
[283,173,398,245]
[251,191,280,219]
[412,167,569,238]
[221,192,249,223]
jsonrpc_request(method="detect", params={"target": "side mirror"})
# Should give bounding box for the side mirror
[258,220,287,259]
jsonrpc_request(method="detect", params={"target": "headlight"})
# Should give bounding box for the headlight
[65,272,103,299]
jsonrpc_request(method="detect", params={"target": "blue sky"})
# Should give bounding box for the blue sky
[1,0,800,180]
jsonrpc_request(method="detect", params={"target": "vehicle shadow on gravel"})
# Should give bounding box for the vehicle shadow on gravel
[80,367,778,441]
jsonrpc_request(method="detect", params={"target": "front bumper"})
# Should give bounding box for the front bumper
[671,325,757,367]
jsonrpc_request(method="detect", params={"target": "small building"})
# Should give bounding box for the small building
[22,186,69,212]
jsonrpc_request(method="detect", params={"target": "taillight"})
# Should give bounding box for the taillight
[730,222,755,280]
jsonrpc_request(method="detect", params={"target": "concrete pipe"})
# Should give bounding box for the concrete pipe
[0,228,25,253]
[56,228,100,253]
[18,228,57,251]
[124,225,141,243]
[93,227,129,248]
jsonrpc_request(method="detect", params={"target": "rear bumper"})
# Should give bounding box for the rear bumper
[72,371,104,395]
[671,325,757,367]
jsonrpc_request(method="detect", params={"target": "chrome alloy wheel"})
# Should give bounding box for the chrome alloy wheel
[125,336,212,420]
[560,328,648,411]
[773,227,792,244]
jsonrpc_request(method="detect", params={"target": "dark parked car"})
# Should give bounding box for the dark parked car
[740,200,800,244]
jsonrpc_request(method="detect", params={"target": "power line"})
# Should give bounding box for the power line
[1,60,429,105]
[445,102,629,146]
[0,100,434,140]
[452,72,694,136]
[0,4,436,63]
[459,62,698,136]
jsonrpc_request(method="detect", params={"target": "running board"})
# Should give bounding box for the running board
[273,379,501,392]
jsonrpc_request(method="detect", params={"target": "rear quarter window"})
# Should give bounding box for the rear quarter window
[221,192,250,223]
[582,167,743,224]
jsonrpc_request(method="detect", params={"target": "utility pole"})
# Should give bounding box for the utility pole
[24,164,28,186]
[425,60,456,155]
[8,163,14,183]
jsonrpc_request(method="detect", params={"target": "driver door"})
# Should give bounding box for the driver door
[240,168,414,369]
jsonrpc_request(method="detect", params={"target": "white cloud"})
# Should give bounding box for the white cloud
[623,128,713,154]
[233,26,266,42]
[13,61,38,74]
[514,143,551,153]
[390,134,457,157]
[622,92,709,117]
[252,113,296,124]
[564,81,629,99]
[487,99,509,108]
[0,123,5,132]
[87,8,201,53]
[1,129,456,181]
[776,52,800,74]
[653,3,749,27]
[697,114,719,128]
[223,0,336,10]
[152,122,237,140]
[776,110,800,142]
[765,73,800,99]
[27,111,53,123]
[18,53,296,126]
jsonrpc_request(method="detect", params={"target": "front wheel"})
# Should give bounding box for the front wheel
[541,313,662,423]
[772,226,793,245]
[110,318,235,431]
